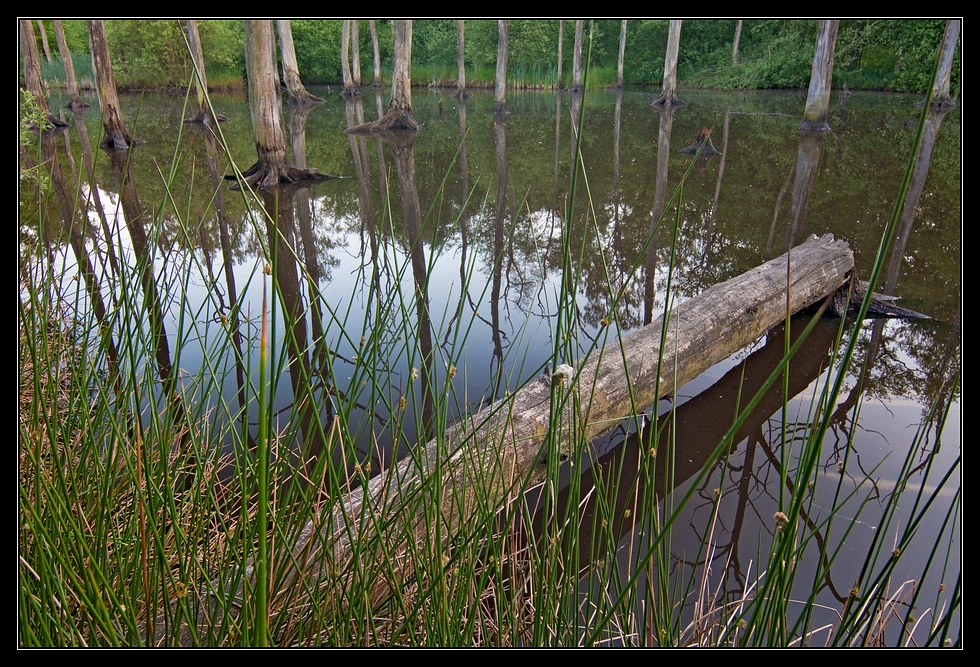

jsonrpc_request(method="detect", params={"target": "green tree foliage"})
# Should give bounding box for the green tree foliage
[413,19,457,69]
[103,20,190,86]
[290,20,345,83]
[41,20,89,52]
[196,20,246,78]
[839,19,959,93]
[25,19,958,94]
[97,20,245,88]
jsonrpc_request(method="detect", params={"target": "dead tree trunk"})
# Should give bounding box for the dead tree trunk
[20,20,67,128]
[53,20,89,110]
[570,20,584,92]
[494,20,508,113]
[340,20,355,97]
[276,20,324,105]
[799,20,839,132]
[369,20,383,88]
[455,20,467,99]
[88,19,133,148]
[351,20,362,92]
[346,20,419,135]
[929,19,959,110]
[652,20,684,109]
[234,20,333,188]
[616,20,627,88]
[184,20,228,125]
[36,20,53,62]
[732,20,743,65]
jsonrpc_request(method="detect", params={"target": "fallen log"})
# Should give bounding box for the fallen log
[293,233,858,603]
[166,233,857,644]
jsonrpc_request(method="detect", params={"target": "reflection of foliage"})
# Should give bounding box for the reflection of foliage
[892,320,961,409]
[31,88,958,410]
[19,90,54,238]
[829,318,961,413]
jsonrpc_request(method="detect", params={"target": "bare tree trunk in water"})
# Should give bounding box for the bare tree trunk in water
[341,20,355,97]
[36,20,52,62]
[186,20,208,120]
[571,20,583,91]
[20,20,66,128]
[346,20,419,134]
[652,20,684,109]
[369,20,383,88]
[88,19,133,147]
[556,20,565,89]
[185,20,228,125]
[929,19,959,109]
[455,20,467,98]
[391,21,414,117]
[616,20,627,88]
[277,20,324,105]
[351,20,362,92]
[236,20,332,188]
[53,20,88,110]
[494,20,508,113]
[799,20,839,132]
[732,20,743,65]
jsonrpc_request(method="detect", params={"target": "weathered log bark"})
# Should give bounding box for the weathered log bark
[154,234,860,645]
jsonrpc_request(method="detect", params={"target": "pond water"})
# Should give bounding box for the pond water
[27,85,960,645]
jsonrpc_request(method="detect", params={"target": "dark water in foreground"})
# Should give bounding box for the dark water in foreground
[27,86,960,644]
